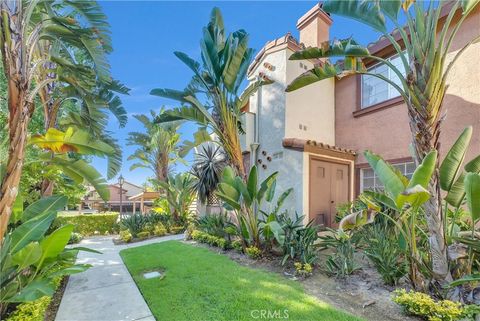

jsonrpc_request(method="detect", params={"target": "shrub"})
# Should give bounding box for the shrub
[363,221,407,285]
[281,217,319,265]
[232,240,243,252]
[392,289,463,321]
[119,230,132,243]
[137,231,150,239]
[68,232,83,244]
[170,226,185,234]
[153,223,167,236]
[245,246,261,259]
[196,213,235,239]
[191,230,230,250]
[5,296,51,321]
[53,212,119,236]
[143,222,155,235]
[120,214,146,237]
[294,262,313,277]
[320,229,360,277]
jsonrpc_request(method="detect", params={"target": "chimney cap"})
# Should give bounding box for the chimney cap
[296,3,333,30]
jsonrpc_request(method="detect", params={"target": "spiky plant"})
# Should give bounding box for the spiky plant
[191,144,227,205]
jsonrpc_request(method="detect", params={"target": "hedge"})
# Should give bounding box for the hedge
[52,212,120,236]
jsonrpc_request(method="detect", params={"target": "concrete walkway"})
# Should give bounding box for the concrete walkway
[55,234,184,321]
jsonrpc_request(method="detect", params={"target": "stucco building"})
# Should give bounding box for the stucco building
[241,3,480,228]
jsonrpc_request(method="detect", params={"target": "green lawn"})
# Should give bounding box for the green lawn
[120,241,363,321]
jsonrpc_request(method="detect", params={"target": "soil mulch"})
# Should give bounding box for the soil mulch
[44,276,69,321]
[185,240,419,321]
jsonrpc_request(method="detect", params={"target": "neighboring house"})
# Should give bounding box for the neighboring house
[241,3,480,228]
[83,181,149,213]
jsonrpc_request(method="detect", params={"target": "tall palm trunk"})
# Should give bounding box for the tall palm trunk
[408,105,451,285]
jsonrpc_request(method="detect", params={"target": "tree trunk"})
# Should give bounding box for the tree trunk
[408,107,452,286]
[0,98,31,243]
[0,3,33,243]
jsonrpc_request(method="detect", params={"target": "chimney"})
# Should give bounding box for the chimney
[297,3,332,48]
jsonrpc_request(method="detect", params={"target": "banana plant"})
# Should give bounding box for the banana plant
[342,150,438,289]
[286,0,480,284]
[0,196,96,311]
[439,126,480,276]
[151,8,272,178]
[27,127,115,201]
[216,165,289,248]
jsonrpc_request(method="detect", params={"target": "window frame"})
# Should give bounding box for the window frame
[359,160,415,193]
[360,53,406,110]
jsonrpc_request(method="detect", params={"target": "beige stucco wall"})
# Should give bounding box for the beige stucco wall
[285,49,336,145]
[335,7,480,165]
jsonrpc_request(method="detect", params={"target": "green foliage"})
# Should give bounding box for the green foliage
[170,226,185,235]
[280,215,319,265]
[232,240,243,252]
[363,221,407,285]
[4,296,51,321]
[294,262,313,277]
[153,224,167,237]
[196,213,235,239]
[127,109,182,183]
[1,196,93,310]
[120,214,148,238]
[157,173,196,225]
[68,232,83,245]
[245,246,261,259]
[392,289,464,321]
[152,8,272,176]
[191,144,227,204]
[216,165,292,248]
[137,231,150,239]
[191,230,230,250]
[320,229,361,277]
[53,212,119,236]
[119,230,132,243]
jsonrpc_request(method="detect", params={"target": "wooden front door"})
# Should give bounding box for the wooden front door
[309,158,350,228]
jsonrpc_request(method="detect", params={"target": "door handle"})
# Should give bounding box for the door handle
[330,200,334,204]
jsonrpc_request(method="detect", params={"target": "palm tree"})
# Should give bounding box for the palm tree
[127,109,182,186]
[0,0,113,242]
[191,144,227,205]
[150,7,271,178]
[285,0,480,285]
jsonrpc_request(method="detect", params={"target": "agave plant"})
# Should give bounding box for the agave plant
[151,8,272,178]
[0,0,114,243]
[191,144,228,205]
[286,0,480,286]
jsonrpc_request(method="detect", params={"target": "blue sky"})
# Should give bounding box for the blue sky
[94,1,382,186]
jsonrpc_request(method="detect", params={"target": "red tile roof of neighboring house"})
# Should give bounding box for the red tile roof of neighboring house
[283,138,356,160]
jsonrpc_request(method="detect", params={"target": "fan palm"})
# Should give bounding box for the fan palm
[191,144,227,205]
[151,7,271,178]
[127,109,182,186]
[285,0,480,285]
[0,0,113,243]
